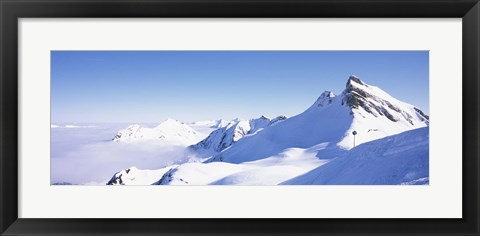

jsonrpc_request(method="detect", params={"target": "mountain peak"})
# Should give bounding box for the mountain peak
[312,91,336,108]
[342,75,383,111]
[347,75,365,87]
[258,115,270,120]
[320,90,335,99]
[340,75,430,126]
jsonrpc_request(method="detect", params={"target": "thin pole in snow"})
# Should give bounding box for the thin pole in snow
[352,130,357,147]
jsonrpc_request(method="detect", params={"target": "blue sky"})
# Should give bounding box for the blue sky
[51,51,429,123]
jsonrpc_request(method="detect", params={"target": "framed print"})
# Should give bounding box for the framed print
[1,0,479,235]
[48,50,431,186]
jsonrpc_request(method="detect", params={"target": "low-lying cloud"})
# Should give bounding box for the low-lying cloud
[51,124,192,185]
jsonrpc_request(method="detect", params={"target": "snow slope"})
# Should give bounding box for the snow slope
[108,127,428,185]
[157,127,428,185]
[156,143,328,185]
[282,127,429,185]
[190,115,287,157]
[205,76,428,164]
[112,118,202,145]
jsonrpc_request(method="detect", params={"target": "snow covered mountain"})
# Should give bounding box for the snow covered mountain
[106,75,429,185]
[337,75,429,147]
[205,75,429,164]
[112,118,202,145]
[154,127,428,185]
[108,126,428,186]
[107,166,174,185]
[190,115,287,157]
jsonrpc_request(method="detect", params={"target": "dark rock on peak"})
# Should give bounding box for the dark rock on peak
[342,76,399,122]
[414,107,429,121]
[347,75,364,86]
[270,115,287,125]
[314,91,336,107]
[320,91,335,99]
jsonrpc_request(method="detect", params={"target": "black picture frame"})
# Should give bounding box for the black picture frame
[1,0,479,235]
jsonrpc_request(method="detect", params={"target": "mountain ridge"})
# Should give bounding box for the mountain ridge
[190,115,287,157]
[204,75,429,164]
[106,75,429,186]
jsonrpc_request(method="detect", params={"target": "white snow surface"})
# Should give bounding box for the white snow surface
[157,144,328,185]
[112,118,203,145]
[115,127,428,186]
[282,127,429,185]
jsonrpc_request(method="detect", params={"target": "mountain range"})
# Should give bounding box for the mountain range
[107,76,429,185]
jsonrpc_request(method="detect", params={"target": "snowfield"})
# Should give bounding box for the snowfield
[52,76,429,185]
[156,145,328,185]
[107,127,428,185]
[282,127,429,185]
